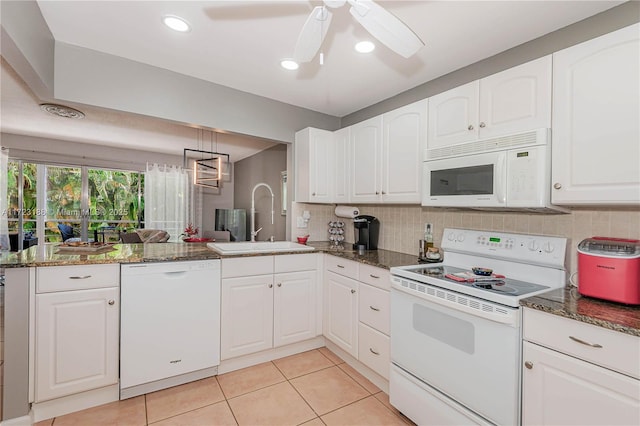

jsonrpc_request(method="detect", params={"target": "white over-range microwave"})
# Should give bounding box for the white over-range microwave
[422,128,567,212]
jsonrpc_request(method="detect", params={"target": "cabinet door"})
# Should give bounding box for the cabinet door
[522,342,640,426]
[552,24,640,205]
[309,128,334,202]
[333,127,351,203]
[221,275,274,359]
[479,55,551,139]
[294,128,333,203]
[427,81,479,153]
[35,287,119,402]
[273,271,317,347]
[350,116,383,203]
[323,271,358,357]
[382,100,426,203]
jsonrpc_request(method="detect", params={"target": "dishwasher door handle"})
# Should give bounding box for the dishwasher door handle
[161,271,189,278]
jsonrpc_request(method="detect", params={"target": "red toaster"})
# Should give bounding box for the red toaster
[577,237,640,305]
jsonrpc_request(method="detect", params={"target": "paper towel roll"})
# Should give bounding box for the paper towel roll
[335,205,360,218]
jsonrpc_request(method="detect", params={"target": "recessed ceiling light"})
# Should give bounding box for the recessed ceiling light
[162,15,191,32]
[355,41,375,53]
[280,59,299,71]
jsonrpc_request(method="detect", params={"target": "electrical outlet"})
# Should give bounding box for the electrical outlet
[425,223,433,233]
[297,216,307,228]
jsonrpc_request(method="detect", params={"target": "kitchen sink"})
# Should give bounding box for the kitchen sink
[207,241,315,254]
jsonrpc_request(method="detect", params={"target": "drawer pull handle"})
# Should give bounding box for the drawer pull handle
[337,265,345,269]
[369,305,380,311]
[369,274,380,279]
[108,300,115,306]
[351,289,356,294]
[369,348,380,356]
[569,336,603,348]
[69,275,92,280]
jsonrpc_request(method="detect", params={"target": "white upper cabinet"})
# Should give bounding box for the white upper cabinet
[350,100,427,204]
[381,100,427,203]
[350,116,384,203]
[295,127,334,203]
[333,127,351,203]
[551,24,640,205]
[427,56,551,158]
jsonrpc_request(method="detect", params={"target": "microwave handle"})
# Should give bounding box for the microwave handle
[495,153,506,204]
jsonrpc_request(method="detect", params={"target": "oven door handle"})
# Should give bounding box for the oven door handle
[391,283,519,326]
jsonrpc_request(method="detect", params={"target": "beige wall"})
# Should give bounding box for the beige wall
[292,202,640,280]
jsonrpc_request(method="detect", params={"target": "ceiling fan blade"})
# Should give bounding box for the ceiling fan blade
[348,0,424,58]
[294,6,333,63]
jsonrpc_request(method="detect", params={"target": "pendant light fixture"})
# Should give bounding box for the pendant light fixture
[183,129,230,189]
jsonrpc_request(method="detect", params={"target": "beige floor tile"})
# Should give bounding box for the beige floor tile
[321,395,407,426]
[300,418,326,426]
[373,392,416,426]
[53,396,146,426]
[318,347,344,365]
[227,381,315,426]
[146,377,225,423]
[290,366,369,415]
[218,361,286,399]
[150,400,237,426]
[337,363,380,394]
[273,349,334,379]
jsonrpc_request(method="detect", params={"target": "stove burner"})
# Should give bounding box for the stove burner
[472,282,517,293]
[420,267,445,276]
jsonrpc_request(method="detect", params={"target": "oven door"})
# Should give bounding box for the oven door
[422,151,506,207]
[390,285,520,425]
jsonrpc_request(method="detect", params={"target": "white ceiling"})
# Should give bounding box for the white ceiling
[0,1,625,160]
[36,0,623,117]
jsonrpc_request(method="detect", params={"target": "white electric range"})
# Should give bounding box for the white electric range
[389,228,567,425]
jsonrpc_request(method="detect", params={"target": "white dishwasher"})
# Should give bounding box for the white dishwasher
[120,260,220,399]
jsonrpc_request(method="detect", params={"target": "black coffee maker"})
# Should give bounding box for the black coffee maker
[353,215,380,250]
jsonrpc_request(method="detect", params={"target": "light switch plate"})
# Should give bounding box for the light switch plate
[297,216,307,228]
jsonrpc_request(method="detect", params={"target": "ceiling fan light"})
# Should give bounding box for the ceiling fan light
[355,41,375,53]
[280,59,299,70]
[162,15,191,32]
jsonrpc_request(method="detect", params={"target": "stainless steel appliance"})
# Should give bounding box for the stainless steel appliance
[353,215,380,250]
[422,128,567,212]
[390,228,567,425]
[215,208,246,241]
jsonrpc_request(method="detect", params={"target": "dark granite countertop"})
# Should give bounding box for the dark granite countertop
[521,287,640,337]
[308,242,420,270]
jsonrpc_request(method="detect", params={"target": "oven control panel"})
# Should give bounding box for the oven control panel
[441,228,567,267]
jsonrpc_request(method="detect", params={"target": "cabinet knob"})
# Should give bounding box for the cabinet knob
[375,191,380,195]
[312,192,316,196]
[468,125,474,131]
[524,361,533,369]
[381,191,386,195]
[479,122,486,128]
[553,183,562,190]
[369,348,380,356]
[277,283,282,287]
[268,283,273,288]
[351,289,356,294]
[108,299,115,306]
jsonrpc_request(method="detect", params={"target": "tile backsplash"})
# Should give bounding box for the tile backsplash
[291,202,640,279]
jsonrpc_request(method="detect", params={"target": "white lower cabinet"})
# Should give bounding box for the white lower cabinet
[522,307,640,425]
[323,255,390,379]
[34,265,120,403]
[220,254,319,360]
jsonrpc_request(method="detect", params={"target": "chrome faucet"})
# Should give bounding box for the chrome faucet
[250,182,275,242]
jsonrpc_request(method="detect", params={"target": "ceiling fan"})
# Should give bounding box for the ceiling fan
[293,0,424,63]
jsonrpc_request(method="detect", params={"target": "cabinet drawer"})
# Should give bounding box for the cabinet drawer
[275,253,318,273]
[358,264,390,290]
[325,255,358,279]
[36,264,119,293]
[358,323,390,380]
[358,284,390,335]
[523,308,640,379]
[222,256,273,278]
